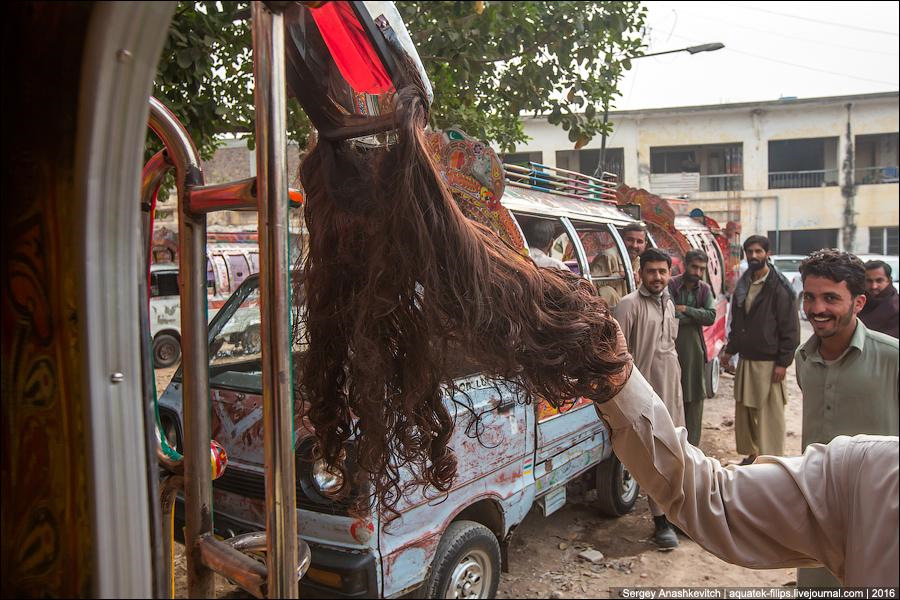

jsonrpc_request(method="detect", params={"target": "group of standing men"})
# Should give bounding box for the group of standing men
[611,227,898,559]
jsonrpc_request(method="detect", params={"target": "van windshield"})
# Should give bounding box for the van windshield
[150,271,179,298]
[172,274,268,387]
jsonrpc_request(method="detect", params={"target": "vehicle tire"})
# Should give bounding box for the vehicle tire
[595,454,639,517]
[417,520,501,599]
[153,333,181,368]
[705,355,721,399]
[242,326,261,355]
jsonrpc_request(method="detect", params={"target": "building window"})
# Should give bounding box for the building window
[555,148,624,182]
[768,137,839,189]
[869,226,899,255]
[855,133,899,185]
[651,148,699,174]
[649,143,743,196]
[499,151,542,167]
[767,229,839,255]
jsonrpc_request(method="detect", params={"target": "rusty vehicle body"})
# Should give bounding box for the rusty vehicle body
[158,166,644,598]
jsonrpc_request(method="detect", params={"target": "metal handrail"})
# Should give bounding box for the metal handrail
[504,161,618,202]
[768,168,839,189]
[148,95,216,597]
[698,173,743,192]
[855,165,899,185]
[251,3,299,597]
[768,168,839,175]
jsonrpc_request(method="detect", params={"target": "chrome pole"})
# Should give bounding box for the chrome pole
[148,97,214,598]
[139,147,173,598]
[251,3,298,598]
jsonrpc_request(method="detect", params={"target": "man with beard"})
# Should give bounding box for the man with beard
[669,249,717,446]
[613,247,684,548]
[619,223,648,286]
[859,259,898,338]
[722,235,799,465]
[794,249,898,587]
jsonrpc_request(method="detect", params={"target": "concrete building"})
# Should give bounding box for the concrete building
[505,92,899,255]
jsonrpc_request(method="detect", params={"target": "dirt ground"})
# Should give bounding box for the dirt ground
[164,322,812,598]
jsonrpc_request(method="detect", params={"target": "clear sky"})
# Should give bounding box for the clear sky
[614,0,900,110]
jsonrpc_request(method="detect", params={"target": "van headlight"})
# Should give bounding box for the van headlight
[298,439,355,504]
[312,458,344,495]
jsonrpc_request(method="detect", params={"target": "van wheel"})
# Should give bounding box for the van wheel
[417,521,500,599]
[705,356,720,399]
[153,333,181,368]
[242,326,261,355]
[595,454,639,517]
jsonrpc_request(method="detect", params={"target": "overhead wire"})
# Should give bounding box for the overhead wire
[722,1,900,37]
[653,1,898,57]
[643,26,899,87]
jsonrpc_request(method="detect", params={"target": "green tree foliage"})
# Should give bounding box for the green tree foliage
[150,1,310,160]
[151,1,645,158]
[401,1,646,151]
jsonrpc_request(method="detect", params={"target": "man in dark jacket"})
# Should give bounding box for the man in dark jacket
[859,260,898,338]
[722,235,800,464]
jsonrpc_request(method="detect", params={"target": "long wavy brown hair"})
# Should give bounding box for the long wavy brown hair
[296,69,630,519]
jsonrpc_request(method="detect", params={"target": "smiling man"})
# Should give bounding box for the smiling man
[797,250,898,449]
[613,247,684,548]
[795,249,899,587]
[619,223,648,286]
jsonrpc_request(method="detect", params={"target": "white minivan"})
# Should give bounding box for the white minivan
[149,245,259,367]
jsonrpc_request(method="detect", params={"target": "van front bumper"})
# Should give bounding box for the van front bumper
[174,500,379,598]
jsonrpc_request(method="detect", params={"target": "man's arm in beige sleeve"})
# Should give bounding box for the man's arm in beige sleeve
[595,370,847,575]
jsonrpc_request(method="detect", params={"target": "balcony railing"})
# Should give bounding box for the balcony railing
[769,169,839,189]
[855,165,899,185]
[699,173,743,192]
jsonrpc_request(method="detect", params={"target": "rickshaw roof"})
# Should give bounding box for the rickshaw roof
[501,185,639,226]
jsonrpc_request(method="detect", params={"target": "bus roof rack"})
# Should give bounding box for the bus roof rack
[503,161,618,203]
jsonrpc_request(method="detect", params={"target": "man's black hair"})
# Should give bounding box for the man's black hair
[742,234,770,253]
[621,223,647,237]
[865,259,893,280]
[799,249,866,297]
[684,248,709,266]
[523,219,557,251]
[639,247,672,270]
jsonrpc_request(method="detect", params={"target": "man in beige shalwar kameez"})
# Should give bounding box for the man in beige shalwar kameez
[613,247,684,548]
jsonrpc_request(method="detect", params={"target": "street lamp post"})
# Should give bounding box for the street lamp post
[592,43,725,179]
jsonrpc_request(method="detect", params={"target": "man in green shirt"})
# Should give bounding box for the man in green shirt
[795,249,899,587]
[669,249,717,446]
